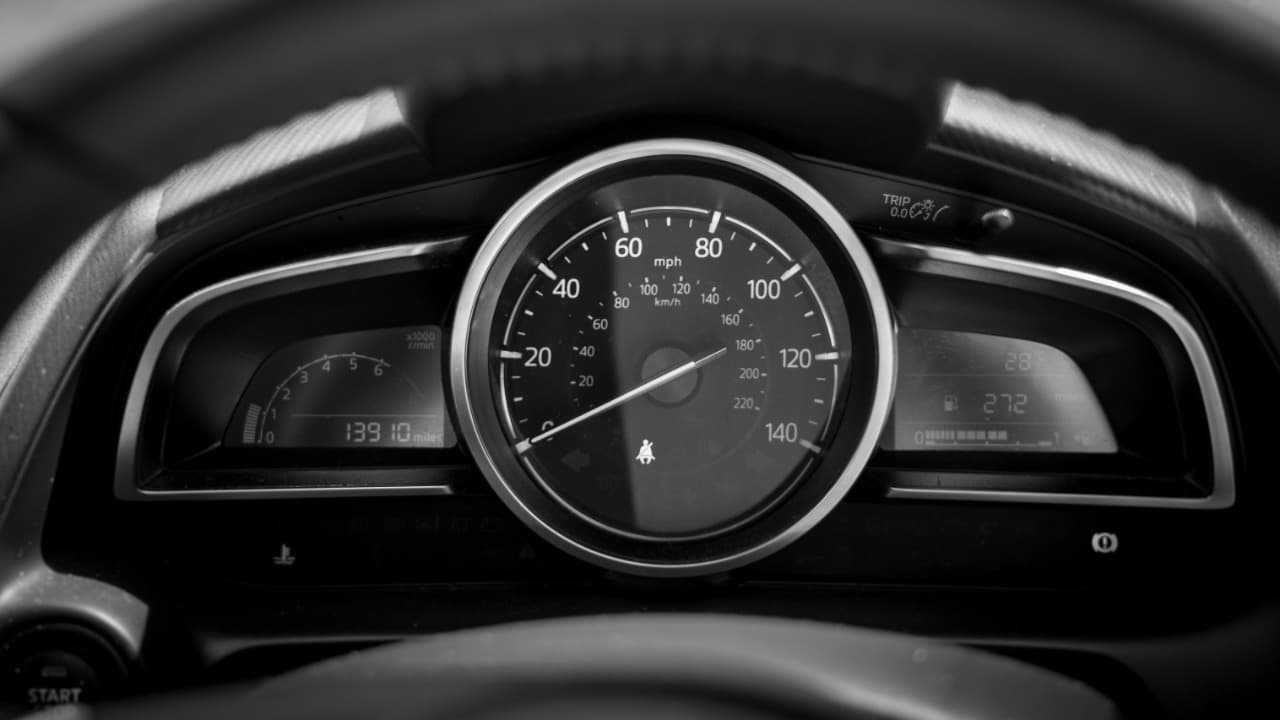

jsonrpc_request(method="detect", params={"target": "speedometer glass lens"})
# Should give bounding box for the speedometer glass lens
[500,176,845,538]
[454,140,895,574]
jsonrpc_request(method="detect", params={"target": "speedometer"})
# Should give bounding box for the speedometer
[452,139,895,575]
[503,203,843,539]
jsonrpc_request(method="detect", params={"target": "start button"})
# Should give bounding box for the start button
[14,650,97,709]
[0,623,129,717]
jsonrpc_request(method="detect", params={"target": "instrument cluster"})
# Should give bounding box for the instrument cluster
[112,139,1233,577]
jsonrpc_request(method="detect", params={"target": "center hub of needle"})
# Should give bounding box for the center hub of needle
[641,347,697,405]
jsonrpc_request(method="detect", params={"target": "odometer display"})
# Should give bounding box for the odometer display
[500,195,843,538]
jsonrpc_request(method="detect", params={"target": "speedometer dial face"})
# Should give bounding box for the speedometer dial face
[501,198,841,538]
[453,139,895,576]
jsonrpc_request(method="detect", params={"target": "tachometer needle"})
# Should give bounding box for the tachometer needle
[515,346,728,452]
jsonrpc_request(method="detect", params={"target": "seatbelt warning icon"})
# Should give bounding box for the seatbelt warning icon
[636,439,655,465]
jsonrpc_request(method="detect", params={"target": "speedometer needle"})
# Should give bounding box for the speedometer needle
[515,346,728,453]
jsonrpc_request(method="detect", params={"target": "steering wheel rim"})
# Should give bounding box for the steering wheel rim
[87,615,1116,719]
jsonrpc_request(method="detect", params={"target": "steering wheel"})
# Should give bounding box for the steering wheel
[4,0,1279,717]
[92,616,1113,719]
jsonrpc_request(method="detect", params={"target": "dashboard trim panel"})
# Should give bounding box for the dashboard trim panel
[875,238,1235,509]
[114,239,464,501]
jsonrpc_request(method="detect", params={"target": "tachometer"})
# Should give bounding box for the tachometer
[452,139,895,575]
[226,326,455,449]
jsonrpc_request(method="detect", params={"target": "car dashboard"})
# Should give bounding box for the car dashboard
[1,81,1276,717]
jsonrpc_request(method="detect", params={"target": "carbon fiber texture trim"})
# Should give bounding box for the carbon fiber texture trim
[937,84,1199,228]
[1,89,410,491]
[157,88,406,229]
